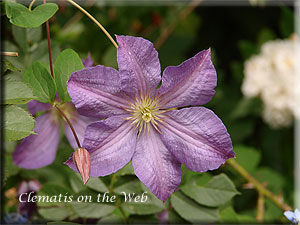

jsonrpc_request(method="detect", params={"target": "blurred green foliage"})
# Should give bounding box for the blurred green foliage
[3,2,295,224]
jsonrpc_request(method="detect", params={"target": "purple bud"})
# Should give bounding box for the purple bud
[73,148,91,184]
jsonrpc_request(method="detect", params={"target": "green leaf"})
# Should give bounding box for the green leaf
[220,206,239,223]
[128,215,159,224]
[4,153,20,180]
[121,187,165,215]
[181,174,239,207]
[230,97,262,120]
[98,212,124,224]
[234,145,261,173]
[31,39,60,65]
[4,105,35,141]
[238,40,258,59]
[4,59,21,73]
[171,191,219,223]
[54,49,84,102]
[257,28,276,46]
[168,209,187,224]
[5,75,35,104]
[39,207,74,221]
[114,180,142,195]
[69,173,108,193]
[23,61,56,104]
[11,25,42,52]
[280,7,294,38]
[71,202,115,218]
[264,198,283,221]
[86,176,109,193]
[37,183,73,207]
[5,1,58,28]
[228,119,255,143]
[12,25,27,52]
[116,162,135,176]
[254,168,284,194]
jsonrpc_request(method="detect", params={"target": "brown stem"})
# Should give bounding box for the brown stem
[55,105,81,149]
[227,159,292,212]
[43,0,81,150]
[256,191,264,222]
[44,2,54,78]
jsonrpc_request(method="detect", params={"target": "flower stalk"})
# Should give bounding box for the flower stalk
[29,0,37,11]
[54,105,81,149]
[43,0,81,150]
[227,158,292,212]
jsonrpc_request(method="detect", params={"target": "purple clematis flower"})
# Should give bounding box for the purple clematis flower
[17,180,41,218]
[12,101,93,169]
[66,35,234,201]
[13,58,95,169]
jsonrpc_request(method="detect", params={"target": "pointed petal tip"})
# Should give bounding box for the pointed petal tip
[227,150,235,159]
[83,177,90,185]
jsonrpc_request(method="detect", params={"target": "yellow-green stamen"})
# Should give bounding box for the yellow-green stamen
[125,93,165,135]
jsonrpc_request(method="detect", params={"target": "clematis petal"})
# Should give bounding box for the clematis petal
[295,209,300,221]
[284,211,297,223]
[27,100,52,115]
[64,114,94,149]
[13,113,60,169]
[160,107,234,172]
[116,35,161,97]
[158,49,217,108]
[67,65,130,119]
[132,126,181,202]
[65,115,137,177]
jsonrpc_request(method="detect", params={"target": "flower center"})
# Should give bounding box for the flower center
[125,94,165,134]
[141,108,152,123]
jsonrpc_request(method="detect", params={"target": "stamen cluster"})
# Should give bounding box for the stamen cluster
[125,94,165,134]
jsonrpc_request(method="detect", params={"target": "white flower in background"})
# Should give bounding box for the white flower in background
[242,38,300,128]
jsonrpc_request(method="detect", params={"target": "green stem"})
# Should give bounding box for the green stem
[66,0,118,49]
[108,174,128,223]
[227,158,292,211]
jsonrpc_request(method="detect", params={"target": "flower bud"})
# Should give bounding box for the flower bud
[73,148,91,184]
